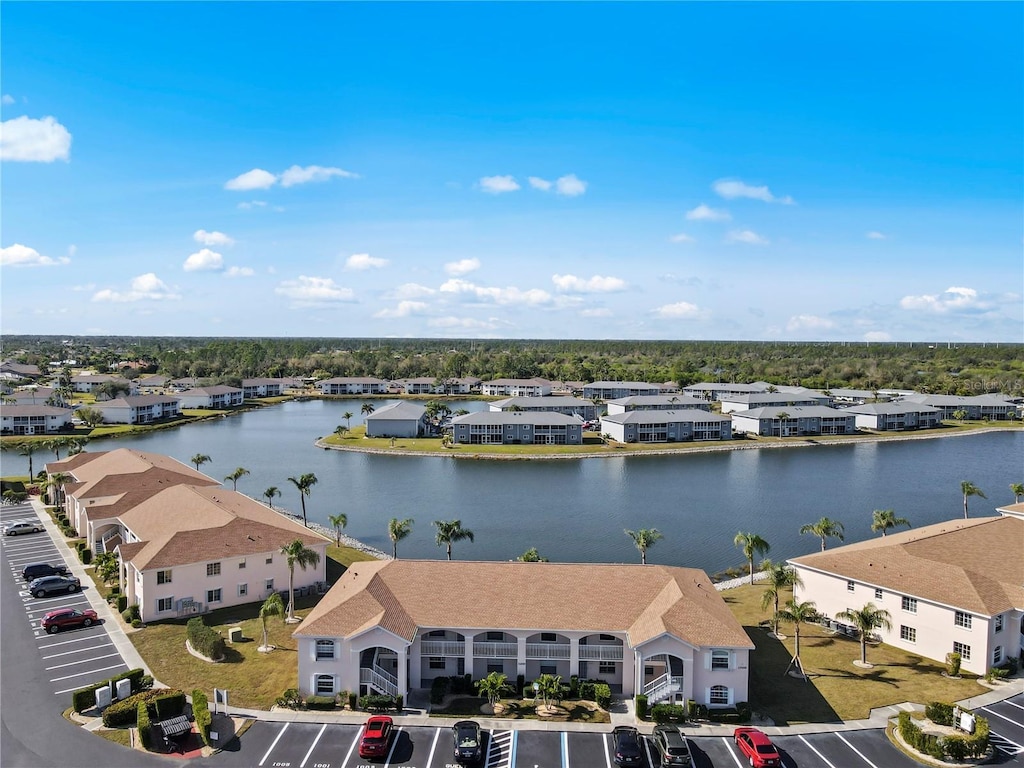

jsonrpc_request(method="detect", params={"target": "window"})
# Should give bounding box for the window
[994,614,1004,632]
[874,588,883,600]
[709,685,729,706]
[901,596,918,613]
[847,581,855,593]
[315,675,334,696]
[599,661,616,675]
[428,629,446,638]
[315,639,335,660]
[900,625,916,643]
[265,579,274,592]
[645,666,655,677]
[953,642,971,661]
[429,657,446,670]
[265,556,273,565]
[156,570,172,585]
[237,583,248,597]
[993,646,1003,665]
[206,562,221,577]
[540,665,557,676]
[486,631,504,642]
[157,597,174,612]
[487,663,503,674]
[540,632,557,642]
[711,650,730,670]
[238,559,246,570]
[207,588,222,603]
[599,634,617,642]
[954,611,972,630]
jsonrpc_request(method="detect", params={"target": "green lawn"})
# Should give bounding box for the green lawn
[721,583,988,724]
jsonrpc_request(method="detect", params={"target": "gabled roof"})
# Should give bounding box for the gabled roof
[584,381,660,390]
[365,402,427,420]
[482,378,552,386]
[721,393,823,405]
[294,560,753,650]
[95,395,180,408]
[844,402,940,415]
[607,395,706,407]
[601,409,729,425]
[48,448,213,487]
[178,385,242,396]
[452,411,582,426]
[789,516,1024,615]
[491,396,595,409]
[732,405,851,419]
[0,405,72,417]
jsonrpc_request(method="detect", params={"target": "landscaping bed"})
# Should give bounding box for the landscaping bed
[430,696,609,723]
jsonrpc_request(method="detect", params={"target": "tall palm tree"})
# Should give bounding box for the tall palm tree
[263,486,281,509]
[66,437,89,457]
[388,517,414,559]
[46,472,71,508]
[280,539,321,623]
[760,559,804,636]
[433,519,474,560]
[328,513,348,546]
[360,402,376,417]
[287,473,318,527]
[342,411,354,429]
[835,602,893,667]
[1011,483,1024,504]
[799,517,845,551]
[960,480,986,519]
[18,442,38,479]
[624,528,664,565]
[191,453,211,472]
[871,508,910,536]
[224,466,249,491]
[46,436,70,461]
[734,531,770,584]
[777,598,818,678]
[258,592,284,652]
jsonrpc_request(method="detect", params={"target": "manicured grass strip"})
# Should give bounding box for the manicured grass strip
[97,728,133,747]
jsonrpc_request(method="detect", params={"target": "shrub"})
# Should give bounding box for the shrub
[192,690,212,746]
[395,694,403,711]
[593,683,612,710]
[359,694,396,712]
[116,595,127,612]
[122,608,134,622]
[946,652,962,677]
[650,703,687,723]
[101,689,180,727]
[707,707,743,724]
[635,694,648,720]
[348,691,358,710]
[304,695,337,710]
[568,675,579,699]
[186,617,225,660]
[109,584,121,596]
[71,668,148,712]
[577,680,594,701]
[80,548,92,565]
[131,618,142,628]
[516,674,526,696]
[736,701,752,722]
[986,667,1009,683]
[153,691,186,720]
[430,676,450,705]
[450,674,474,695]
[275,688,303,709]
[926,702,954,726]
[137,700,153,750]
[76,541,86,552]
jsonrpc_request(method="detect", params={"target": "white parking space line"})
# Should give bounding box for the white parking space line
[258,722,289,767]
[988,731,1024,755]
[798,735,838,768]
[561,731,569,768]
[721,736,744,767]
[26,600,90,615]
[981,706,1024,727]
[46,652,122,672]
[835,733,879,768]
[425,727,441,767]
[39,634,109,649]
[1002,700,1024,713]
[602,733,613,768]
[299,723,327,767]
[50,662,125,683]
[340,725,364,768]
[43,642,114,659]
[384,726,402,765]
[643,735,654,767]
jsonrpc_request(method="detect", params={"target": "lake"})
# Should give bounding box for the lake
[7,399,1022,575]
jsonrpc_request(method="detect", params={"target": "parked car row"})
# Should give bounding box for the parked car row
[357,717,484,765]
[18,558,98,632]
[610,725,779,768]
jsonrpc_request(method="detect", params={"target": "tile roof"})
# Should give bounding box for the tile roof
[607,395,706,407]
[295,560,753,650]
[732,405,851,419]
[844,402,940,415]
[452,411,582,426]
[789,516,1024,615]
[601,409,730,425]
[365,402,427,420]
[0,405,72,417]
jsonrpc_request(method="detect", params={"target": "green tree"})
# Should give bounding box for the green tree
[280,540,321,623]
[191,453,211,472]
[960,480,986,519]
[388,517,414,559]
[287,473,318,527]
[361,402,376,417]
[870,508,910,536]
[734,531,770,585]
[333,425,348,439]
[342,411,354,429]
[433,519,474,560]
[258,592,284,652]
[624,527,663,565]
[799,516,845,551]
[759,559,804,637]
[517,547,549,562]
[18,441,39,478]
[45,436,71,461]
[263,486,281,508]
[1011,483,1024,504]
[46,472,71,507]
[835,602,893,667]
[474,671,510,709]
[224,466,249,491]
[777,598,818,678]
[328,513,348,547]
[534,673,564,712]
[952,409,969,422]
[77,407,104,428]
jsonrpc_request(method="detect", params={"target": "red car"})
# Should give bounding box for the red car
[358,715,394,760]
[734,727,781,768]
[41,607,99,634]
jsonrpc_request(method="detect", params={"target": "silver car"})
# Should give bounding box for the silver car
[29,575,81,598]
[4,521,44,536]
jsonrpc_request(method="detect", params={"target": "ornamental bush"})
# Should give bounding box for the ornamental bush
[635,694,648,720]
[304,695,337,710]
[593,683,612,710]
[192,690,212,746]
[137,701,153,750]
[71,668,149,712]
[186,617,225,660]
[429,676,450,704]
[926,702,954,726]
[651,703,688,723]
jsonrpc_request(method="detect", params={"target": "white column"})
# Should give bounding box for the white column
[517,634,527,677]
[409,636,422,691]
[464,632,475,679]
[569,635,580,678]
[349,646,362,695]
[397,646,408,696]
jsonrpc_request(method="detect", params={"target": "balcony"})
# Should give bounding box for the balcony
[472,641,518,658]
[578,645,623,661]
[420,640,466,656]
[526,643,571,660]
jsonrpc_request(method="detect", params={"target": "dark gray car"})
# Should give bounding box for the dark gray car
[22,562,69,582]
[653,724,692,766]
[29,575,81,598]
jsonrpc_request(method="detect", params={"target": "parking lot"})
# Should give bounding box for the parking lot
[1,502,131,697]
[977,696,1024,762]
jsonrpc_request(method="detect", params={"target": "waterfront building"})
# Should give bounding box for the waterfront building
[176,385,244,409]
[900,393,1017,420]
[92,395,181,425]
[364,402,429,438]
[318,377,390,395]
[682,382,773,401]
[582,381,662,400]
[489,395,599,420]
[0,404,73,435]
[605,395,709,414]
[730,405,856,437]
[844,402,941,431]
[242,378,289,398]
[600,410,731,443]
[450,411,582,445]
[70,373,137,395]
[720,392,828,414]
[480,378,553,397]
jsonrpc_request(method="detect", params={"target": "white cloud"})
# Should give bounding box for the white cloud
[344,253,389,270]
[685,204,731,222]
[390,283,436,299]
[445,258,481,276]
[0,243,70,267]
[552,274,627,293]
[900,286,986,313]
[279,164,358,187]
[864,331,892,342]
[866,231,887,240]
[0,116,72,162]
[224,266,254,278]
[275,276,355,304]
[669,233,696,244]
[555,174,587,197]
[183,248,224,272]
[786,314,834,332]
[712,179,793,204]
[374,300,428,318]
[653,301,705,319]
[193,229,234,246]
[726,229,769,245]
[224,168,277,190]
[440,278,551,305]
[91,273,180,303]
[237,200,268,210]
[428,316,499,330]
[528,176,552,191]
[580,308,613,318]
[1,95,14,105]
[479,175,520,194]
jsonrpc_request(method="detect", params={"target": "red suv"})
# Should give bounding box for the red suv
[358,715,394,760]
[41,607,99,634]
[734,727,781,768]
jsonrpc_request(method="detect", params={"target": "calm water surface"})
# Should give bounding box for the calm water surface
[9,400,1023,574]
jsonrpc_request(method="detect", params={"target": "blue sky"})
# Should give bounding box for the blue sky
[2,2,1021,341]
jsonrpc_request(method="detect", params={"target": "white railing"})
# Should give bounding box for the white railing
[643,673,683,703]
[98,528,122,554]
[472,641,518,658]
[360,665,399,697]
[420,640,466,656]
[526,643,571,659]
[579,645,624,661]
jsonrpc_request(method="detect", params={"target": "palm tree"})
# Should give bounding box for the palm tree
[388,517,414,559]
[342,411,354,429]
[777,598,818,678]
[191,453,211,472]
[517,547,549,562]
[328,513,348,546]
[46,436,70,461]
[475,671,510,710]
[18,442,38,479]
[774,411,791,437]
[360,402,376,417]
[46,472,71,508]
[433,519,474,560]
[66,437,89,457]
[263,486,281,508]
[624,528,663,565]
[333,425,348,438]
[280,539,322,623]
[734,531,770,584]
[835,602,893,667]
[224,466,249,491]
[258,592,284,652]
[799,517,845,551]
[287,473,318,527]
[960,480,986,519]
[760,559,804,637]
[870,508,910,536]
[1011,483,1024,504]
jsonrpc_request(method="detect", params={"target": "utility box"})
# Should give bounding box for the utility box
[115,678,131,700]
[95,687,112,709]
[228,627,243,643]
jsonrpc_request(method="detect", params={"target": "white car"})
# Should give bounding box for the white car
[4,522,44,536]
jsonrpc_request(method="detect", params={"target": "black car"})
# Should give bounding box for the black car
[29,574,81,598]
[452,720,483,765]
[22,562,69,582]
[612,726,643,766]
[653,724,692,766]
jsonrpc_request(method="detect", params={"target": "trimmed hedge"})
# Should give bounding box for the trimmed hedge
[80,548,92,565]
[101,688,183,727]
[192,690,212,746]
[153,690,186,720]
[651,703,687,723]
[593,683,612,710]
[430,676,450,704]
[187,617,225,660]
[635,694,648,720]
[925,702,954,726]
[71,668,150,713]
[137,701,153,750]
[305,695,337,710]
[898,708,990,761]
[359,694,397,712]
